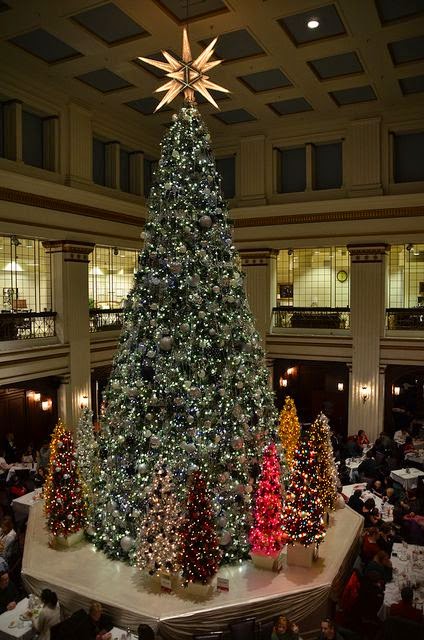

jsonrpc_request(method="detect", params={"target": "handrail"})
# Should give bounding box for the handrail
[0,311,57,341]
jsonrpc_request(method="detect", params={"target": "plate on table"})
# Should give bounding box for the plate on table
[8,621,17,628]
[19,613,31,621]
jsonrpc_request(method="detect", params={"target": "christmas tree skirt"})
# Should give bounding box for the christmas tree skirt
[53,529,84,547]
[185,579,214,598]
[23,502,363,640]
[250,547,287,572]
[287,543,318,569]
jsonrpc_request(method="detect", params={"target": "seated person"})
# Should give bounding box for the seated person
[368,508,382,529]
[30,588,60,640]
[345,437,362,459]
[85,602,113,640]
[364,550,392,584]
[361,498,376,526]
[0,516,16,561]
[383,487,396,505]
[21,446,34,464]
[368,479,384,498]
[137,624,155,640]
[8,474,26,499]
[361,527,381,563]
[358,451,379,481]
[377,523,395,555]
[402,436,415,455]
[389,586,423,622]
[393,428,409,446]
[33,466,46,488]
[357,429,370,447]
[272,615,300,640]
[0,449,12,478]
[0,571,17,614]
[316,618,344,640]
[347,489,363,515]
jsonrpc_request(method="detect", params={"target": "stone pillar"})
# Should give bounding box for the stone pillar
[105,141,120,189]
[67,102,92,185]
[347,244,389,441]
[239,135,266,205]
[43,240,94,430]
[3,100,23,162]
[346,117,382,197]
[42,116,59,172]
[240,249,278,344]
[129,151,144,196]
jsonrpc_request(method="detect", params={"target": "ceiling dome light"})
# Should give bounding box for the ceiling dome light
[3,261,23,272]
[307,17,320,29]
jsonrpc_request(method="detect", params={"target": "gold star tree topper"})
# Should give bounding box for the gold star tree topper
[138,28,229,111]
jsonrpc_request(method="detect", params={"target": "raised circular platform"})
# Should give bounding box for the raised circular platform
[22,502,362,639]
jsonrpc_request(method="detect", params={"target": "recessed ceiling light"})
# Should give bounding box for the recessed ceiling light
[307,17,320,29]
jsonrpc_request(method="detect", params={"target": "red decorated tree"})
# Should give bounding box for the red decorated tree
[44,420,87,540]
[249,442,286,556]
[180,471,221,584]
[283,429,326,547]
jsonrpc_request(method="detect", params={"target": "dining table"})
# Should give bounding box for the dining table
[342,484,394,522]
[110,628,137,640]
[405,449,424,470]
[6,464,36,484]
[379,542,424,621]
[0,598,34,640]
[11,490,42,524]
[390,467,424,490]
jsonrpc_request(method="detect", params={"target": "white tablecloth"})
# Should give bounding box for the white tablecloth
[405,451,424,467]
[379,543,424,620]
[342,484,393,522]
[110,628,136,640]
[11,491,42,523]
[0,599,33,640]
[6,465,35,483]
[345,458,364,481]
[390,467,424,490]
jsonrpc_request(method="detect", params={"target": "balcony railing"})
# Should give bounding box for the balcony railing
[386,308,424,331]
[0,311,57,341]
[89,308,124,333]
[272,306,350,331]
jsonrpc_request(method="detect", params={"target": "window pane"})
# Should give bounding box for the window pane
[216,156,236,199]
[120,149,130,193]
[313,142,342,190]
[93,138,106,186]
[22,110,43,168]
[278,147,306,193]
[394,132,424,183]
[89,246,138,308]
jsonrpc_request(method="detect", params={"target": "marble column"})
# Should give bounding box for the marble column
[43,240,94,430]
[347,243,389,441]
[240,249,278,344]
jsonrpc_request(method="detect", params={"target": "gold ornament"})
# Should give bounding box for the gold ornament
[138,27,229,111]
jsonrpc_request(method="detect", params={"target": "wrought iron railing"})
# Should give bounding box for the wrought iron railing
[89,308,124,333]
[0,311,57,341]
[272,306,350,330]
[386,308,424,331]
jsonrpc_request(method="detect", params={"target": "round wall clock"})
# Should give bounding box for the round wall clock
[337,270,348,283]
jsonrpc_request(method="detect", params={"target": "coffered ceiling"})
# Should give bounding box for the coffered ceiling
[0,0,423,145]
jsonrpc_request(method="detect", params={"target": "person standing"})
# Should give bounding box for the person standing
[31,589,60,640]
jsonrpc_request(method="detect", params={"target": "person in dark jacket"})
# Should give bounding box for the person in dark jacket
[347,490,363,515]
[390,586,423,622]
[0,571,18,614]
[358,451,379,480]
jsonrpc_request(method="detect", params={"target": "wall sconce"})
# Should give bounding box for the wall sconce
[337,382,344,392]
[33,392,41,402]
[80,395,89,409]
[361,386,369,404]
[41,399,52,411]
[279,377,288,388]
[286,367,295,376]
[393,386,400,396]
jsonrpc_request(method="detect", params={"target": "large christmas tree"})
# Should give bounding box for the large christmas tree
[92,101,276,564]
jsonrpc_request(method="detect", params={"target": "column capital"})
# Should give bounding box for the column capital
[42,240,94,263]
[240,248,279,266]
[347,243,389,263]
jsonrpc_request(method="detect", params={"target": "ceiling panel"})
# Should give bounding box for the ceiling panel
[133,51,178,78]
[76,68,133,93]
[200,29,265,62]
[0,2,10,12]
[388,35,424,65]
[399,74,424,95]
[154,0,229,23]
[308,52,363,80]
[213,108,256,124]
[72,2,149,45]
[126,96,171,115]
[375,0,424,24]
[330,85,377,105]
[239,68,292,92]
[278,4,346,46]
[268,97,313,116]
[9,28,81,63]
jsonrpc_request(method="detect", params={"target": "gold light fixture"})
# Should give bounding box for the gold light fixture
[337,382,344,392]
[279,376,288,388]
[393,386,400,396]
[361,385,369,404]
[138,27,229,111]
[41,399,52,411]
[3,261,22,272]
[80,395,89,409]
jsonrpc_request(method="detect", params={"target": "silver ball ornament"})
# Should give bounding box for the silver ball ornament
[199,215,213,229]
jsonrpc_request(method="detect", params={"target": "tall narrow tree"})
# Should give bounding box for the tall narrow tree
[278,396,300,471]
[310,412,339,511]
